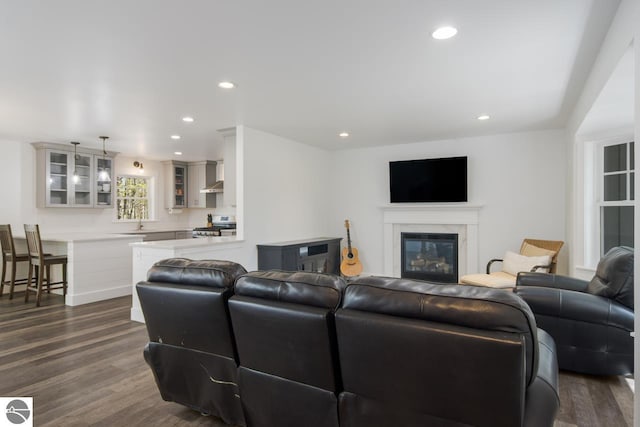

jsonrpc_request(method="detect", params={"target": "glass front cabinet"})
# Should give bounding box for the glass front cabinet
[163,161,188,208]
[34,143,116,208]
[95,156,114,207]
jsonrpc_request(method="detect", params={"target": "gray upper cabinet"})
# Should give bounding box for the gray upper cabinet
[187,161,217,209]
[33,142,116,208]
[163,161,188,209]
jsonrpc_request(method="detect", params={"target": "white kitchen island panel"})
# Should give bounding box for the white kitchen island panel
[14,233,143,306]
[130,236,247,322]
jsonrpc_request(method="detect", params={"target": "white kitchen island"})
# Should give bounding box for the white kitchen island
[13,233,143,306]
[130,236,247,322]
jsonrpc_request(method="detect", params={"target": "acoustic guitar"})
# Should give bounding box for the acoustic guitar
[340,220,363,277]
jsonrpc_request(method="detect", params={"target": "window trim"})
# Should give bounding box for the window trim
[114,174,155,222]
[595,138,634,258]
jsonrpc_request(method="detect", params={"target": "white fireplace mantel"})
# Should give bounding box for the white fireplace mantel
[382,204,482,279]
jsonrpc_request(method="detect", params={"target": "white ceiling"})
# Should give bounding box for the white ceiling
[0,0,621,160]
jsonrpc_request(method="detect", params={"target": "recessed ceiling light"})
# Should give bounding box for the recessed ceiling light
[477,115,491,121]
[171,135,181,140]
[432,26,458,40]
[339,132,349,138]
[174,151,183,156]
[182,116,194,123]
[218,81,235,89]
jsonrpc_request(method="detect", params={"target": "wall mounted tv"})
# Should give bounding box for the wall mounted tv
[389,156,467,203]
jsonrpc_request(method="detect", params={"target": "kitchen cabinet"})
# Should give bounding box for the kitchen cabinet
[163,161,187,209]
[33,143,116,208]
[95,156,114,207]
[187,161,217,208]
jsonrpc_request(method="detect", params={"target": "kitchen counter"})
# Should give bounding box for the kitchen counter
[130,236,247,323]
[130,235,240,249]
[117,227,193,235]
[13,233,143,306]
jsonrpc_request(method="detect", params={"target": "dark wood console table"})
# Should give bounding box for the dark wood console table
[257,237,342,274]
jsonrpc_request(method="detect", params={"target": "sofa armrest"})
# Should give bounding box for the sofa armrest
[486,259,503,274]
[514,286,634,330]
[524,328,559,427]
[516,272,589,292]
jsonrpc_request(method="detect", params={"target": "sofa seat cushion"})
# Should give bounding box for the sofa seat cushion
[460,271,516,288]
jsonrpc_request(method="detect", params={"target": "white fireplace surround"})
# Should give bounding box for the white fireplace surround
[382,204,482,279]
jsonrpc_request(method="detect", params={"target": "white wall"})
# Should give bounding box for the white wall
[0,140,24,226]
[239,126,332,269]
[327,129,567,276]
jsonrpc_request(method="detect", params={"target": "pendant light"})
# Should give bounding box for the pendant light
[98,136,111,182]
[70,141,80,183]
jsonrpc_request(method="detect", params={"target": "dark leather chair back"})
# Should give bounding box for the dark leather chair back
[229,270,346,427]
[587,246,634,308]
[136,258,247,426]
[336,276,540,427]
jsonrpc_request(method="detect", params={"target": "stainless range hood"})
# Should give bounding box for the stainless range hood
[199,160,224,193]
[200,180,224,193]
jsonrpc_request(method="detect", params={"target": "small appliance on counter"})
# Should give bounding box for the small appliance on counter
[192,215,236,238]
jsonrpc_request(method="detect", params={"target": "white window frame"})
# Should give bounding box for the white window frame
[114,175,155,222]
[594,138,634,259]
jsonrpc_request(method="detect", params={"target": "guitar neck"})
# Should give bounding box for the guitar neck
[346,227,353,252]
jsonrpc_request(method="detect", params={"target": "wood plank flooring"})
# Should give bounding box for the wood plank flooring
[0,291,634,426]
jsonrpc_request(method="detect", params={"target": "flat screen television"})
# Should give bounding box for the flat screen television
[389,156,467,203]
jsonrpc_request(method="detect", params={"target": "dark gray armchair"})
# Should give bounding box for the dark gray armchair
[515,246,633,375]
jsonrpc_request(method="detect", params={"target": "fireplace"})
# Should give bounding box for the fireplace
[401,232,458,283]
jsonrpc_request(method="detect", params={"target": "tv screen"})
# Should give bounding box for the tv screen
[389,156,467,203]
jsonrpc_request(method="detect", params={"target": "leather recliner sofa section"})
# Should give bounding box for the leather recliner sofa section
[515,245,634,375]
[136,258,248,426]
[335,276,559,427]
[228,270,347,427]
[137,259,560,427]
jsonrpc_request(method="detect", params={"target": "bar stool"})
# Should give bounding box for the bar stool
[0,224,32,299]
[24,224,68,306]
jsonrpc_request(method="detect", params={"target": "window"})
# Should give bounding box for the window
[116,176,151,221]
[599,141,634,255]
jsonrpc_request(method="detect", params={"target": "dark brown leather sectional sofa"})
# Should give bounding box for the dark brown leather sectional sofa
[137,258,560,427]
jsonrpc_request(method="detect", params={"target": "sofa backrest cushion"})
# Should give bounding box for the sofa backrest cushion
[340,276,539,386]
[147,258,247,289]
[230,271,346,393]
[587,246,634,309]
[137,258,248,358]
[234,270,346,309]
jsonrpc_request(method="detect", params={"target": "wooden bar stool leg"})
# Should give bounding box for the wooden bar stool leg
[35,264,45,307]
[25,263,33,303]
[46,265,51,293]
[0,259,6,297]
[9,260,18,299]
[62,263,67,296]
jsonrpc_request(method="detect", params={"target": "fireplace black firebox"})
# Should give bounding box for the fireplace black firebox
[401,233,458,283]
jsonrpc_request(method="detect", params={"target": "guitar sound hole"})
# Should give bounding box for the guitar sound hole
[348,253,354,259]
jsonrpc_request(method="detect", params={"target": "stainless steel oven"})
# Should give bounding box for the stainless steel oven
[192,215,236,238]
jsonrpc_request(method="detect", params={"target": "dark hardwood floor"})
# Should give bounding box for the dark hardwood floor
[0,291,634,426]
